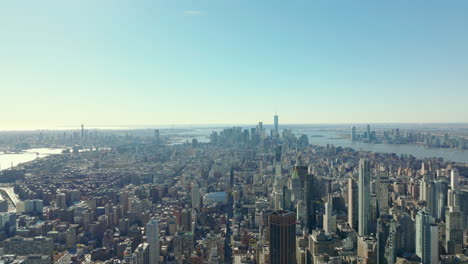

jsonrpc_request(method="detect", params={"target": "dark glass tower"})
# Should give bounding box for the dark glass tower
[269,210,296,264]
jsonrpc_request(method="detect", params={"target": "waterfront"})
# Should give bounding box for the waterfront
[0,148,63,171]
[170,125,468,163]
[2,127,467,165]
[302,129,468,163]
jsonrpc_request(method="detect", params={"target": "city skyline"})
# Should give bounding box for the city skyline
[0,113,467,263]
[3,120,468,132]
[2,0,468,127]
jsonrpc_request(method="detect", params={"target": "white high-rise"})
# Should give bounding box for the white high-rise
[451,168,459,191]
[323,195,336,234]
[358,159,371,236]
[146,218,160,264]
[416,210,438,264]
[191,183,201,211]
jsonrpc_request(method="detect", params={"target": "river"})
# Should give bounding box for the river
[301,129,468,163]
[170,126,468,163]
[0,148,63,171]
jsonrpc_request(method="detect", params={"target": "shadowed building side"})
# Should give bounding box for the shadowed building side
[269,210,296,264]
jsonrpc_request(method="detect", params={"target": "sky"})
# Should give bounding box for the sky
[1,0,468,128]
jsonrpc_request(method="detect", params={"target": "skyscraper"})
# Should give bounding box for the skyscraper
[351,126,356,141]
[304,173,317,231]
[377,216,397,264]
[348,178,358,231]
[376,171,390,216]
[358,159,371,236]
[421,177,448,220]
[146,218,160,264]
[56,193,67,210]
[154,129,160,145]
[395,214,415,255]
[191,183,201,211]
[416,210,438,264]
[269,211,296,264]
[451,168,460,191]
[289,168,302,204]
[181,208,192,231]
[274,114,279,133]
[258,122,264,138]
[323,195,336,234]
[445,206,463,254]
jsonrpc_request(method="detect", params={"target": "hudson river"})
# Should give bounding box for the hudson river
[0,148,63,171]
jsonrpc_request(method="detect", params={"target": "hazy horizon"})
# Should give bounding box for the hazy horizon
[2,121,468,132]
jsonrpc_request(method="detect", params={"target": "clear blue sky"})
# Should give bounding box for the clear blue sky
[1,0,468,128]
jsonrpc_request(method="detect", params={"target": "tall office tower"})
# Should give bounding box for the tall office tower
[275,146,282,163]
[358,159,371,236]
[377,217,397,264]
[56,193,67,210]
[289,168,302,204]
[434,179,448,220]
[274,165,283,192]
[454,188,468,229]
[191,183,201,211]
[323,195,336,234]
[420,176,448,220]
[351,126,356,141]
[419,176,429,202]
[395,214,415,255]
[81,124,84,138]
[445,206,463,254]
[257,160,263,182]
[304,173,316,231]
[282,186,292,211]
[146,218,160,264]
[120,191,130,215]
[369,194,378,235]
[274,146,283,188]
[154,129,160,144]
[229,167,234,188]
[366,124,371,139]
[377,171,390,216]
[296,200,307,226]
[348,178,359,231]
[274,114,279,133]
[181,209,191,231]
[258,122,264,138]
[451,168,460,191]
[269,211,296,264]
[416,210,438,264]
